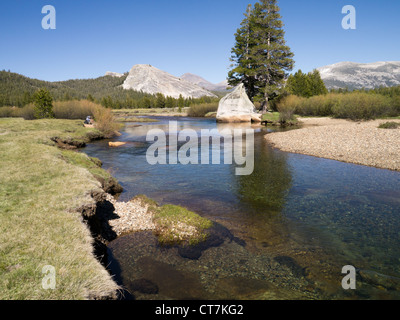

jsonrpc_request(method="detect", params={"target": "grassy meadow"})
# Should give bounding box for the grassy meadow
[0,118,119,299]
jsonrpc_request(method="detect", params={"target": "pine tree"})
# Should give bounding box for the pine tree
[228,4,259,100]
[308,69,328,96]
[87,94,95,102]
[33,88,54,119]
[155,93,166,108]
[229,0,294,113]
[286,69,327,97]
[286,70,310,97]
[178,94,184,111]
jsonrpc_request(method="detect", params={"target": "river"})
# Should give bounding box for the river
[83,116,400,300]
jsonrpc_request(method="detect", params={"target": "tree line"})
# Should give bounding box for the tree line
[0,70,219,109]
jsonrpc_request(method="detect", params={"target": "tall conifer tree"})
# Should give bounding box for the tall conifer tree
[228,0,294,113]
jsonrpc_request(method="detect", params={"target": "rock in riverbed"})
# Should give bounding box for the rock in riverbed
[216,84,261,123]
[109,142,127,147]
[358,269,400,290]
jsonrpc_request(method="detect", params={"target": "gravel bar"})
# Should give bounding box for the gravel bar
[265,117,400,171]
[105,194,156,237]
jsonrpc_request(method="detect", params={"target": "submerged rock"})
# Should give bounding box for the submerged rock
[177,222,245,260]
[274,255,306,278]
[216,84,261,123]
[358,269,400,291]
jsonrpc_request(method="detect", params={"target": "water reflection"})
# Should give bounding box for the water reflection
[235,137,292,212]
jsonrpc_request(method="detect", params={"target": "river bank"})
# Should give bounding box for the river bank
[265,117,400,171]
[0,118,121,299]
[0,117,224,299]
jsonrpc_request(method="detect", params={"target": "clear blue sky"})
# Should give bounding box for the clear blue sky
[0,0,399,83]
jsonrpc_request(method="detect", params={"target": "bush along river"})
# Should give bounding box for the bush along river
[83,116,400,300]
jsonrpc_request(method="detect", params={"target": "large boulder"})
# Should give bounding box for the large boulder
[216,84,261,123]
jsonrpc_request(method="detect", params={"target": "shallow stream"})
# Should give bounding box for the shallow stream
[83,116,400,300]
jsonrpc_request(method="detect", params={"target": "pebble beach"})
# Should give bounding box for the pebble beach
[105,194,156,237]
[265,117,400,171]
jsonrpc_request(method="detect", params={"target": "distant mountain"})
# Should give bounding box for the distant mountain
[105,71,124,78]
[180,73,230,92]
[122,65,217,99]
[317,61,400,90]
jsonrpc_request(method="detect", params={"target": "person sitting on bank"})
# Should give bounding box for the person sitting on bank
[84,116,91,124]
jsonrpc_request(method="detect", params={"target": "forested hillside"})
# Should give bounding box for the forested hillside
[0,70,219,109]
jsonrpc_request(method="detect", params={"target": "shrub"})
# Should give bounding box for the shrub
[277,95,305,115]
[277,96,298,123]
[378,121,400,129]
[0,107,15,118]
[0,105,35,120]
[15,104,35,120]
[279,92,398,120]
[53,100,99,120]
[302,93,340,116]
[391,96,400,114]
[92,106,121,138]
[332,92,391,120]
[187,103,219,117]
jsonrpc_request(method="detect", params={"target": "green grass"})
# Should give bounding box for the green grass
[262,112,280,122]
[261,112,298,126]
[131,194,159,209]
[60,151,111,183]
[151,204,213,246]
[0,118,119,299]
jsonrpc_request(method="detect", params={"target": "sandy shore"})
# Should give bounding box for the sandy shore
[265,117,400,171]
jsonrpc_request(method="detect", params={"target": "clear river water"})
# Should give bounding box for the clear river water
[83,116,400,300]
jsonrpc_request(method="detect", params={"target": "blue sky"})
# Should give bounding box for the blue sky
[0,0,399,83]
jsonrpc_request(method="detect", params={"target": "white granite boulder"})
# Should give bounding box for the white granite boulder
[216,84,261,123]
